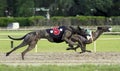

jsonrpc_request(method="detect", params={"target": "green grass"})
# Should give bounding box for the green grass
[0,64,120,71]
[87,35,120,52]
[0,30,120,52]
[112,26,120,32]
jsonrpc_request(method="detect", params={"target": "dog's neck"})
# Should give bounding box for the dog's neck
[38,30,47,38]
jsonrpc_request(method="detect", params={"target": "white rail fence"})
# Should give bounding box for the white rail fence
[93,38,120,52]
[0,38,120,52]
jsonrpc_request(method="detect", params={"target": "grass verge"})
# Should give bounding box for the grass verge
[0,64,120,71]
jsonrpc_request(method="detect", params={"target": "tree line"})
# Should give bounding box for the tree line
[0,0,120,17]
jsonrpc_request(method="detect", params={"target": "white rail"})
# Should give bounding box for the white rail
[0,38,120,52]
[98,38,120,40]
[0,39,11,40]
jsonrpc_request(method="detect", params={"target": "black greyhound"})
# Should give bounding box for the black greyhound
[67,26,112,53]
[6,26,86,60]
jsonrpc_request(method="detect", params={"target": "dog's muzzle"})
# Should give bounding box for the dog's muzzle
[108,27,112,32]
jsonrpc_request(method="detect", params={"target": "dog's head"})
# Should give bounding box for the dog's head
[77,26,87,35]
[97,26,112,32]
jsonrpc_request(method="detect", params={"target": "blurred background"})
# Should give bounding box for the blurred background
[0,0,119,28]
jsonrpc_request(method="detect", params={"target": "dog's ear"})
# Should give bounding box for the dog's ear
[97,27,102,30]
[77,25,82,30]
[69,26,75,30]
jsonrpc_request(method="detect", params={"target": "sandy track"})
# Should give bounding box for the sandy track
[0,52,120,65]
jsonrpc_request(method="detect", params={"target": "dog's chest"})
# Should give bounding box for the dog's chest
[46,26,65,43]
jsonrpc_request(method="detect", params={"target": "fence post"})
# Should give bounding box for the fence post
[11,40,13,48]
[35,44,38,52]
[93,41,96,52]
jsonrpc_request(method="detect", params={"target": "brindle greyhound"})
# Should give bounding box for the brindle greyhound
[6,26,86,60]
[67,26,112,53]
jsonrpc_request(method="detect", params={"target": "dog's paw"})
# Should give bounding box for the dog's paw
[6,53,10,56]
[66,47,76,51]
[66,48,71,50]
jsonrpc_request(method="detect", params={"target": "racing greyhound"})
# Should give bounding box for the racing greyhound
[6,26,85,60]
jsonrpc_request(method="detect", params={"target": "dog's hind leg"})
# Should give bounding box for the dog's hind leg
[21,41,37,60]
[74,39,84,52]
[6,41,27,56]
[62,30,77,46]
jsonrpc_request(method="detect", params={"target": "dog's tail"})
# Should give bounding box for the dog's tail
[8,35,26,40]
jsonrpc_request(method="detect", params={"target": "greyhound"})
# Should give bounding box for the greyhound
[67,26,112,53]
[6,26,86,60]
